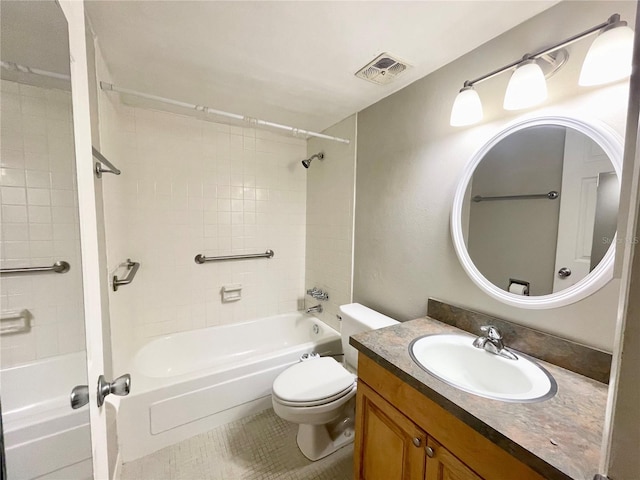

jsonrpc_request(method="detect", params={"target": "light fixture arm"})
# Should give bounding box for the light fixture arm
[463,14,622,89]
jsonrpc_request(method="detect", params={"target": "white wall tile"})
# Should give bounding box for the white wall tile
[305,116,356,332]
[0,81,83,369]
[101,99,307,354]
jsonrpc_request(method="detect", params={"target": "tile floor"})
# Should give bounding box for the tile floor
[121,409,354,480]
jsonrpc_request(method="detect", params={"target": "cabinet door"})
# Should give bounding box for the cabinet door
[425,438,483,480]
[355,381,426,480]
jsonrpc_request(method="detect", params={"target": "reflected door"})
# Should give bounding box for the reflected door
[553,129,614,292]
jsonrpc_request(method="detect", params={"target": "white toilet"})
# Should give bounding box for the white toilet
[271,303,399,461]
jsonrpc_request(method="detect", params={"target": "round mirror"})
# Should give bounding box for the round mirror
[451,116,623,309]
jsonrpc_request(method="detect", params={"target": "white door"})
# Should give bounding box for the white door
[553,129,614,292]
[61,2,111,478]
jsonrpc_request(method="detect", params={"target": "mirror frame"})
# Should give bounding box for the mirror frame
[451,116,623,309]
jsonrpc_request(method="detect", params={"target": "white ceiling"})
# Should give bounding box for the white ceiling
[87,1,557,133]
[0,1,70,90]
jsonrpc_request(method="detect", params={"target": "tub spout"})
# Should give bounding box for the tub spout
[305,304,323,314]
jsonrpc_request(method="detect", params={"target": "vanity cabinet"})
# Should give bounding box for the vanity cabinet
[355,380,481,480]
[354,355,545,480]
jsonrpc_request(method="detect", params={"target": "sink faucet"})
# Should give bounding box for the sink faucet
[472,325,518,360]
[305,304,323,314]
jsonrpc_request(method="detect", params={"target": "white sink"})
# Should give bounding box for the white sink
[409,334,557,402]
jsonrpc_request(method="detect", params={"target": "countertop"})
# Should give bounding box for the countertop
[350,316,608,480]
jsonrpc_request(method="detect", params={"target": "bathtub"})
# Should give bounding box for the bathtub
[118,312,341,462]
[1,352,93,479]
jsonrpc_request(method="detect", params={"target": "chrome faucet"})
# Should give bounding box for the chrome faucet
[472,325,518,360]
[306,287,329,301]
[305,304,323,314]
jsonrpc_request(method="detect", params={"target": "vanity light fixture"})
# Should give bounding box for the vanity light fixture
[450,83,483,126]
[579,16,635,86]
[450,13,634,126]
[503,57,548,110]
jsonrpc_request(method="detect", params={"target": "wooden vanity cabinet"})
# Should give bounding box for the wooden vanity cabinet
[355,380,482,480]
[354,355,546,480]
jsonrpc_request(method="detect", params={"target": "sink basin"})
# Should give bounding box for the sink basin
[409,334,557,402]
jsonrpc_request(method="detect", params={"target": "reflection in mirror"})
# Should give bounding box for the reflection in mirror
[0,2,92,479]
[462,125,619,297]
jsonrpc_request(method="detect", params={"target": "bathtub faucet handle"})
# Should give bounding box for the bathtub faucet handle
[97,373,131,408]
[70,384,89,410]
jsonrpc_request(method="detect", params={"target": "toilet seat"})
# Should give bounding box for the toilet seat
[272,357,356,406]
[274,383,356,407]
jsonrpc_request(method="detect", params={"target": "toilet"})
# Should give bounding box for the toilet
[271,303,399,461]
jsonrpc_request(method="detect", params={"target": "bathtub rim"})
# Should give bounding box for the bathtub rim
[122,313,342,393]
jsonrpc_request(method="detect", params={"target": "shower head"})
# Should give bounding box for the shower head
[302,152,324,168]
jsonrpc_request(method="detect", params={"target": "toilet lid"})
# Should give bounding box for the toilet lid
[273,357,356,403]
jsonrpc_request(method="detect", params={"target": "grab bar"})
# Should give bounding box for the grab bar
[93,147,121,178]
[113,259,141,291]
[0,261,70,276]
[472,190,559,202]
[0,309,31,335]
[195,249,274,264]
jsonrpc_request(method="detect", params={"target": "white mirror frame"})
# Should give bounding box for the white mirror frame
[451,116,623,309]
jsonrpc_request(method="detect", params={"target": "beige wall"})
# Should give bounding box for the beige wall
[305,115,357,331]
[603,4,640,477]
[468,126,564,295]
[354,1,635,351]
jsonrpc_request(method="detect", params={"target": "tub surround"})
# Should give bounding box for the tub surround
[305,115,357,332]
[427,299,612,384]
[350,312,608,480]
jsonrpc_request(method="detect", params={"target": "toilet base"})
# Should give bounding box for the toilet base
[295,399,355,461]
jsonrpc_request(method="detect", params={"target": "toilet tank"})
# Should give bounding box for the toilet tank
[339,303,399,371]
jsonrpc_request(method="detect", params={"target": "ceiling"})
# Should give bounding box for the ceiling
[86,1,558,133]
[0,1,70,90]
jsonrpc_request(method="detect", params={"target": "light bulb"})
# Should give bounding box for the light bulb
[503,59,547,111]
[579,23,634,86]
[450,86,483,127]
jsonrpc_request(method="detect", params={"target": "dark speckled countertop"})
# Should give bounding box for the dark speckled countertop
[350,316,608,480]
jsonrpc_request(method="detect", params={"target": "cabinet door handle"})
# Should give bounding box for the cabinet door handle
[425,446,435,458]
[412,437,421,447]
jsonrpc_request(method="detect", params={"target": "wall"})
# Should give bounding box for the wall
[602,5,640,476]
[95,55,308,366]
[305,115,357,331]
[468,126,564,295]
[0,80,85,367]
[354,1,635,351]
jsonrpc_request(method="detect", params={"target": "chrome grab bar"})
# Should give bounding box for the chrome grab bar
[113,259,141,291]
[195,249,274,264]
[472,191,559,202]
[0,261,70,275]
[93,147,121,178]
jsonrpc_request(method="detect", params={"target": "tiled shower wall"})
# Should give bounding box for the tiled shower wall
[0,80,85,368]
[305,116,357,332]
[98,85,307,359]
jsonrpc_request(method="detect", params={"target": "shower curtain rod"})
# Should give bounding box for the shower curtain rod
[99,82,351,145]
[1,61,70,81]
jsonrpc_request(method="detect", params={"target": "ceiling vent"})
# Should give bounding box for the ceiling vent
[355,53,411,85]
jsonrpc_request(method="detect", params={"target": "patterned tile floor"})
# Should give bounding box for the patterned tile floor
[121,409,354,480]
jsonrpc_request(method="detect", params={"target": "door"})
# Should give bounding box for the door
[0,2,99,479]
[354,381,426,480]
[553,128,615,292]
[425,438,483,480]
[59,2,112,478]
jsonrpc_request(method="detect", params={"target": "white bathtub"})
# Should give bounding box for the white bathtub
[2,352,93,479]
[118,312,341,462]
